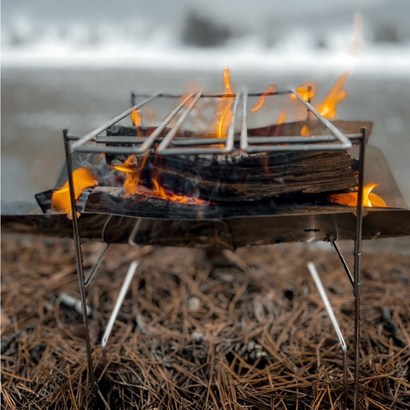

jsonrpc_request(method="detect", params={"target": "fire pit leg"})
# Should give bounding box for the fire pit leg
[307,262,348,407]
[63,130,96,395]
[353,128,366,410]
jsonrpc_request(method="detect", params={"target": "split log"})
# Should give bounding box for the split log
[104,120,367,201]
[106,150,356,202]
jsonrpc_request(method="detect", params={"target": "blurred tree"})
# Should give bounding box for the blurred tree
[181,12,231,47]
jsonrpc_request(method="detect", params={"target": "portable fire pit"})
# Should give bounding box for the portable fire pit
[3,80,410,409]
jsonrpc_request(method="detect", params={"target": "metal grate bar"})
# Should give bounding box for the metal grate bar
[131,90,291,99]
[248,133,361,144]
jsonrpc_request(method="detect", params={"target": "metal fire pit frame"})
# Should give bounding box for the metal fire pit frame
[63,89,367,409]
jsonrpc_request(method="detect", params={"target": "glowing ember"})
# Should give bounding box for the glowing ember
[214,67,234,138]
[329,183,387,208]
[251,84,277,112]
[51,167,98,219]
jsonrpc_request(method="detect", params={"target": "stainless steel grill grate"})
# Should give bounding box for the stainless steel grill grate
[69,89,358,157]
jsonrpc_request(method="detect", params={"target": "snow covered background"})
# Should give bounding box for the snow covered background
[2,0,410,72]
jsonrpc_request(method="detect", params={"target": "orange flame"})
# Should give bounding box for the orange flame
[114,156,207,205]
[150,165,207,205]
[293,82,317,102]
[293,75,348,120]
[131,108,142,127]
[214,67,234,138]
[113,155,148,196]
[51,167,98,219]
[276,112,287,125]
[317,72,349,119]
[301,125,310,137]
[131,107,144,137]
[328,183,387,208]
[251,84,277,112]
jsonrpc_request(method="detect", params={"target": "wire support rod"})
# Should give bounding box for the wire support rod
[331,241,354,288]
[101,261,139,348]
[353,128,366,410]
[63,131,96,394]
[307,262,348,407]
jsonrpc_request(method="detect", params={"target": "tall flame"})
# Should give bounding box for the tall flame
[214,67,234,138]
[329,183,387,208]
[51,167,98,219]
[317,72,349,119]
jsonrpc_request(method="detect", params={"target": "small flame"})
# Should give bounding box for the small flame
[113,154,149,196]
[294,83,316,102]
[131,108,142,127]
[329,183,387,208]
[301,125,310,136]
[51,167,98,219]
[214,67,234,138]
[114,156,206,205]
[251,84,277,112]
[131,108,144,137]
[150,166,207,205]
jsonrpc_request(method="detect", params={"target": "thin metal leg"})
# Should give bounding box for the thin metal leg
[353,128,366,410]
[307,262,348,406]
[101,261,139,348]
[63,130,96,393]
